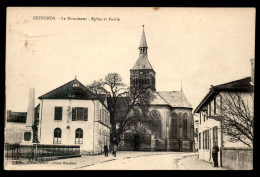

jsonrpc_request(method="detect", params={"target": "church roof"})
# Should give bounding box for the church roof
[150,91,170,105]
[139,29,148,48]
[156,91,193,109]
[131,54,154,70]
[38,78,99,100]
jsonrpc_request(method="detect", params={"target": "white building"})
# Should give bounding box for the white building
[194,60,254,165]
[38,78,111,154]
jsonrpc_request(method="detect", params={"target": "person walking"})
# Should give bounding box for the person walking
[113,144,117,157]
[212,142,219,167]
[104,143,108,157]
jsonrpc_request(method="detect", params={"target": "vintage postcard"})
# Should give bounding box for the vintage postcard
[5,7,255,170]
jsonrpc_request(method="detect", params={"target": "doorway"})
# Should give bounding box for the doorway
[134,134,140,151]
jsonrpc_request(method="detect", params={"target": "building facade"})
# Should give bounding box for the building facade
[38,79,111,154]
[194,64,254,165]
[118,27,194,152]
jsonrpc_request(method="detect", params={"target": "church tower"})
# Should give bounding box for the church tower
[130,26,156,91]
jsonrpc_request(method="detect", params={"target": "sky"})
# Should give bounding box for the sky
[6,7,255,115]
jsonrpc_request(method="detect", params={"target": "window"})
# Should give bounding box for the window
[75,128,83,144]
[72,107,88,121]
[183,113,188,139]
[54,107,62,120]
[213,126,218,146]
[209,102,211,116]
[54,128,61,144]
[199,112,201,124]
[199,133,201,149]
[202,132,205,149]
[204,130,210,150]
[214,98,216,114]
[206,105,209,120]
[102,109,105,122]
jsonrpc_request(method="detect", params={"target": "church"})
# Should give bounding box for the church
[117,27,194,152]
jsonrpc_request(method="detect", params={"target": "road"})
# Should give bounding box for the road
[4,151,226,170]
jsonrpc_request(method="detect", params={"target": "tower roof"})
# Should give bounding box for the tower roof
[132,26,154,70]
[139,26,148,48]
[131,54,154,70]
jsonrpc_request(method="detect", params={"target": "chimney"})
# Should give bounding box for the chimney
[25,88,35,127]
[250,59,255,85]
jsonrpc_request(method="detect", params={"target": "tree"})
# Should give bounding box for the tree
[87,73,154,146]
[213,92,254,147]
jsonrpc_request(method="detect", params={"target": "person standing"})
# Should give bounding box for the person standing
[113,144,117,157]
[212,142,219,167]
[104,143,108,157]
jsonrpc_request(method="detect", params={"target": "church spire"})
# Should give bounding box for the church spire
[139,25,148,54]
[130,26,156,91]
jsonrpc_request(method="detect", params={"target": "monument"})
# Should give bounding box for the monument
[21,88,35,144]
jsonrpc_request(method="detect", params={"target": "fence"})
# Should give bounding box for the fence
[5,143,80,161]
[221,147,253,170]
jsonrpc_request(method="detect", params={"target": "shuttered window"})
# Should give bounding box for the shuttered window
[199,133,201,149]
[72,107,88,121]
[54,107,62,120]
[213,126,218,146]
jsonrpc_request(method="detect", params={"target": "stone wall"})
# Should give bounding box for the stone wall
[221,147,253,170]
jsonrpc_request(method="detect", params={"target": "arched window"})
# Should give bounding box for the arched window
[150,110,161,138]
[75,128,83,144]
[53,128,62,144]
[170,112,178,139]
[183,113,188,139]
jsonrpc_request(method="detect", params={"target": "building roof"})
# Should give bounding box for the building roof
[7,111,27,123]
[157,91,193,108]
[7,104,40,123]
[194,77,253,113]
[38,78,99,100]
[150,91,170,105]
[213,77,253,91]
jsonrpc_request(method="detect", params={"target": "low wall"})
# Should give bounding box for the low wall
[221,147,253,170]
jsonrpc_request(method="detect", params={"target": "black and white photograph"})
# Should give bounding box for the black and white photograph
[4,7,255,170]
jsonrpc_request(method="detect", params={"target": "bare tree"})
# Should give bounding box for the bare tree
[213,92,254,147]
[87,73,154,146]
[87,79,107,94]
